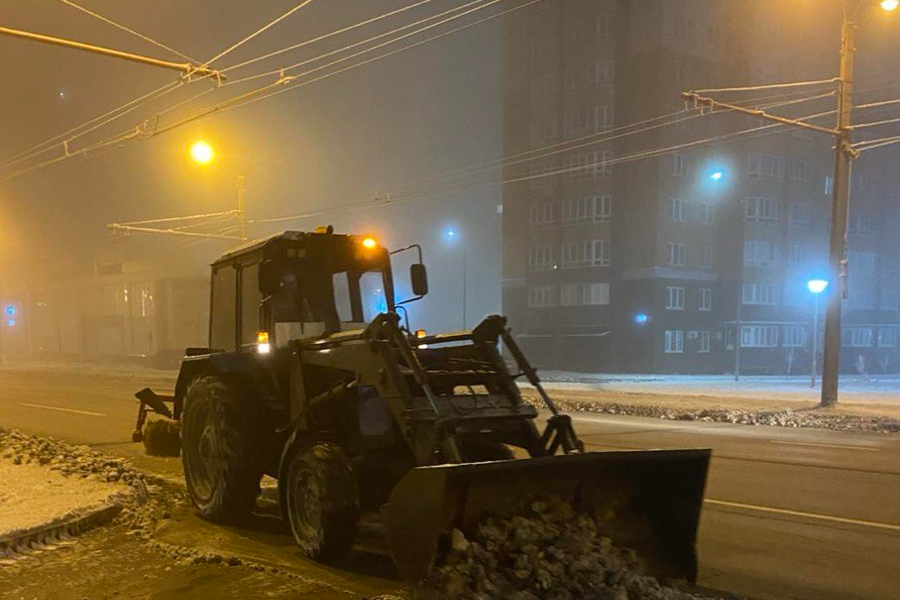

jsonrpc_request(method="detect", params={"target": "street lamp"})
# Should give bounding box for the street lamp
[445,228,466,329]
[188,140,216,166]
[808,278,829,388]
[187,140,248,240]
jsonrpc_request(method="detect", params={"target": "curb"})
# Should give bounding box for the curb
[0,491,131,558]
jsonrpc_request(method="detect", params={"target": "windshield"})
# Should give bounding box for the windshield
[333,269,389,325]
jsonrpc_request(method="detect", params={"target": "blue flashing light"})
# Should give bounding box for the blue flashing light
[4,305,14,316]
[6,318,15,327]
[634,313,649,324]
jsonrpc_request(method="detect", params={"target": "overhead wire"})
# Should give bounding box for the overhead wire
[53,0,199,62]
[221,0,437,74]
[0,0,526,183]
[690,78,839,95]
[223,0,496,86]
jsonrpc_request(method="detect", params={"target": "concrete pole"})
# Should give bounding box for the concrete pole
[821,20,856,406]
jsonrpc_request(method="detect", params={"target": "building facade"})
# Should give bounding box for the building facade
[501,0,900,374]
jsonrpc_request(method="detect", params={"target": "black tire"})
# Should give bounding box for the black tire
[284,442,359,561]
[460,439,515,462]
[181,375,261,522]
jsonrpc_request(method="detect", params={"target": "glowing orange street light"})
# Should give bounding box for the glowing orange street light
[189,140,215,166]
[881,0,900,12]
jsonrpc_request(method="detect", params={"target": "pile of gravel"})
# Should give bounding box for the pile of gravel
[0,428,144,485]
[523,395,900,434]
[430,499,712,600]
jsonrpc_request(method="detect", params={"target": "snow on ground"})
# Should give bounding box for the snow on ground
[0,457,126,538]
[536,372,900,403]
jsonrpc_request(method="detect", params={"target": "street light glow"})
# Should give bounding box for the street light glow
[807,279,829,294]
[881,0,899,12]
[189,140,215,166]
[709,171,724,181]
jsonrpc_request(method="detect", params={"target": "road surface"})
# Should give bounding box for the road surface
[1,368,898,600]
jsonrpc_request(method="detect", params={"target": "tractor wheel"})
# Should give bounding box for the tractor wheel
[460,439,515,462]
[283,442,359,561]
[181,375,261,522]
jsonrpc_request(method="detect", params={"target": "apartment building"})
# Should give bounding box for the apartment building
[501,0,900,373]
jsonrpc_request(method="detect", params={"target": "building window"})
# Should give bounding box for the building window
[879,327,900,348]
[666,286,685,310]
[698,330,711,353]
[528,246,554,271]
[701,203,714,224]
[787,158,811,182]
[670,198,687,222]
[664,330,684,353]
[133,282,155,318]
[673,154,688,177]
[747,153,783,179]
[848,213,879,235]
[783,326,807,348]
[745,197,781,222]
[699,288,712,311]
[529,203,555,229]
[788,203,811,231]
[561,282,610,306]
[564,151,612,181]
[561,239,610,268]
[849,290,876,309]
[563,195,611,224]
[847,251,877,275]
[702,246,713,269]
[592,59,615,85]
[744,240,781,267]
[881,291,900,311]
[668,242,686,266]
[741,325,779,348]
[594,14,612,39]
[528,285,556,308]
[842,327,874,347]
[743,283,779,305]
[787,244,810,265]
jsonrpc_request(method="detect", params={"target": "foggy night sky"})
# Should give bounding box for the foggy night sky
[0,1,503,331]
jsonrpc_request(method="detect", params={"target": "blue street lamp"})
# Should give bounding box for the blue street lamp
[808,278,829,388]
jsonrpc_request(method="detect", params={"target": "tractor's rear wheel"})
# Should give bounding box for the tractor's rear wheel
[284,442,359,561]
[181,375,261,522]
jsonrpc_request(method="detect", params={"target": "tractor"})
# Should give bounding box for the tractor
[132,229,710,585]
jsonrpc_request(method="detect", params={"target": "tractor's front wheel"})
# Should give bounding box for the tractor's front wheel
[181,375,261,522]
[283,442,359,561]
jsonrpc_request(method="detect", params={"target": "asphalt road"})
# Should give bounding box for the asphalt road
[1,368,899,600]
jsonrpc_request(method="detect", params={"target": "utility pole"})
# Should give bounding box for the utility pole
[734,200,744,381]
[236,175,248,241]
[820,20,857,407]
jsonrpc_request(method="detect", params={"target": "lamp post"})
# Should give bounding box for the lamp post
[808,278,829,388]
[445,228,466,329]
[189,140,248,241]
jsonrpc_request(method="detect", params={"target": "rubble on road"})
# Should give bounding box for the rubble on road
[429,499,717,600]
[523,395,900,434]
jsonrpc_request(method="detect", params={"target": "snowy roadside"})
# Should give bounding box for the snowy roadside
[0,428,147,557]
[522,390,900,434]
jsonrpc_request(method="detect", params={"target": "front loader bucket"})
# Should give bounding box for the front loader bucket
[385,449,711,586]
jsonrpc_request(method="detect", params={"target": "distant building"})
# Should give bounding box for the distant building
[501,0,900,374]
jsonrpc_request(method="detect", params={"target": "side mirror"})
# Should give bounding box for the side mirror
[410,263,428,297]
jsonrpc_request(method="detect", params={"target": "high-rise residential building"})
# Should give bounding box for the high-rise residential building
[501,0,900,374]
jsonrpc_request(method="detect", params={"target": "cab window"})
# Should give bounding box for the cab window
[210,265,236,351]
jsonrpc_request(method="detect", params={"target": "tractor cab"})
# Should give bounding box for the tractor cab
[208,229,421,355]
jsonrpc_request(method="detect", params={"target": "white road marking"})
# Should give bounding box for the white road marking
[706,499,900,532]
[18,402,106,417]
[768,439,878,452]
